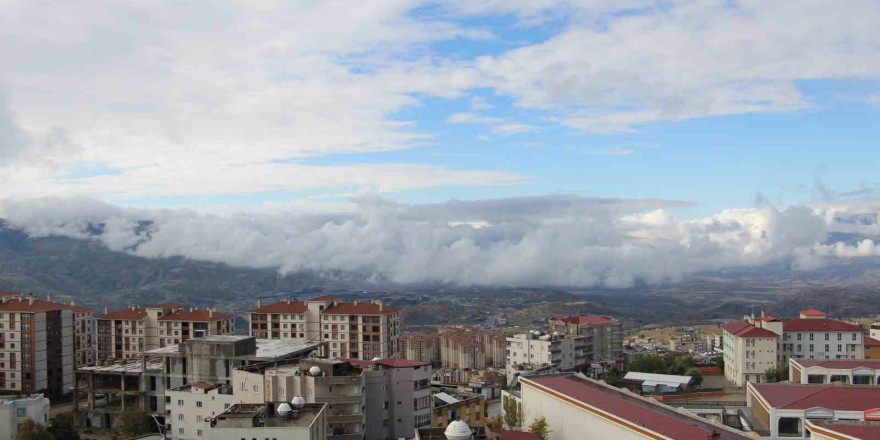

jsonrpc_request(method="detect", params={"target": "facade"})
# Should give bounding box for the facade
[721,320,779,387]
[438,326,506,370]
[506,332,588,372]
[548,315,623,362]
[166,383,237,440]
[865,337,880,359]
[0,295,74,396]
[779,309,864,362]
[97,303,235,362]
[747,382,880,439]
[248,296,400,360]
[0,394,50,439]
[518,374,750,440]
[621,371,694,394]
[71,303,95,369]
[789,358,880,385]
[208,403,327,440]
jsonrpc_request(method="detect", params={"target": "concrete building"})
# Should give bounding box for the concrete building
[208,402,327,440]
[668,334,707,354]
[78,335,324,429]
[506,332,588,373]
[746,382,880,438]
[248,296,400,360]
[518,373,750,440]
[70,302,95,370]
[97,303,236,362]
[789,358,880,384]
[548,315,623,362]
[0,295,74,396]
[232,356,432,440]
[0,394,50,439]
[721,320,779,387]
[621,371,694,394]
[431,388,485,429]
[166,383,237,440]
[866,336,880,359]
[401,333,441,364]
[438,326,506,370]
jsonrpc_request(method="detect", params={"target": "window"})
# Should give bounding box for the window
[825,333,829,341]
[196,401,203,408]
[178,414,185,420]
[810,344,814,352]
[179,428,184,434]
[253,384,259,393]
[178,399,184,406]
[16,407,26,417]
[838,333,842,341]
[853,334,858,341]
[809,333,814,341]
[197,430,203,436]
[197,415,203,422]
[797,334,802,341]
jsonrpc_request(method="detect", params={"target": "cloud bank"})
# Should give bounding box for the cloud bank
[2,196,879,288]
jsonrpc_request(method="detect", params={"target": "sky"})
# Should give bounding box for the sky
[0,0,879,287]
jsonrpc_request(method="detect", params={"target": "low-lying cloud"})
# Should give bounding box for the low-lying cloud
[1,195,878,288]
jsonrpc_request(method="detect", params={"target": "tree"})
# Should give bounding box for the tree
[115,407,153,438]
[48,415,81,440]
[528,417,551,440]
[686,368,704,387]
[502,395,523,430]
[714,356,724,371]
[15,419,54,440]
[764,363,789,383]
[486,415,504,429]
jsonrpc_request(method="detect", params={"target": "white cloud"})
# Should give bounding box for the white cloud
[448,113,537,136]
[1,195,875,288]
[474,0,880,131]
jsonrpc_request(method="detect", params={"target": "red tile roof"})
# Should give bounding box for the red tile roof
[70,305,92,313]
[308,295,342,302]
[323,302,398,315]
[751,383,880,411]
[761,316,782,322]
[799,309,828,316]
[491,429,543,440]
[151,302,184,309]
[556,315,616,325]
[159,309,234,322]
[0,298,69,313]
[720,321,777,338]
[866,337,880,348]
[522,375,750,439]
[792,359,880,370]
[783,318,862,332]
[248,301,308,314]
[809,420,880,439]
[98,308,148,320]
[374,358,430,368]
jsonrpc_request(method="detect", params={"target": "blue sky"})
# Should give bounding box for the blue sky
[1,0,879,219]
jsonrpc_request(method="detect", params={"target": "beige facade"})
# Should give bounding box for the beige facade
[208,403,327,440]
[402,333,441,364]
[248,296,400,360]
[506,332,588,372]
[548,315,623,362]
[166,383,236,440]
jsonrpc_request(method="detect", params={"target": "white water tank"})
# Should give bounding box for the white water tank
[309,366,322,376]
[277,402,292,417]
[291,396,306,408]
[444,420,471,440]
[372,357,381,362]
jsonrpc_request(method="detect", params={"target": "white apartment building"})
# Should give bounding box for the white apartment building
[721,320,779,387]
[0,394,50,439]
[248,296,400,360]
[779,309,864,362]
[506,332,587,372]
[166,383,237,440]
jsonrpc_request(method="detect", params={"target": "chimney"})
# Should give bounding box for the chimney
[354,301,358,306]
[28,295,34,306]
[257,300,262,308]
[379,303,383,311]
[70,300,77,306]
[209,308,214,318]
[46,294,52,302]
[104,306,109,314]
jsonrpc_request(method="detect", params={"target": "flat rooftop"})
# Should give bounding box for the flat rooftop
[808,420,880,438]
[212,403,325,429]
[143,338,323,360]
[78,359,164,374]
[750,383,880,411]
[521,374,751,440]
[793,358,880,370]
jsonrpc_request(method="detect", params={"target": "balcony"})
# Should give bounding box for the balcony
[316,395,362,404]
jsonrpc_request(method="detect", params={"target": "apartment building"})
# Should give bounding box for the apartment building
[0,295,74,396]
[789,358,880,385]
[439,326,506,370]
[70,302,95,369]
[166,382,237,440]
[506,331,588,372]
[97,303,236,361]
[431,387,486,429]
[233,357,432,440]
[548,315,624,361]
[517,374,750,440]
[248,296,400,360]
[0,394,50,439]
[401,333,441,364]
[721,320,779,387]
[779,309,864,362]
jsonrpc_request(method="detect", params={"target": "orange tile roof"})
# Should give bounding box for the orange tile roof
[799,308,828,316]
[323,302,398,315]
[0,297,69,313]
[151,302,184,309]
[248,301,309,314]
[159,309,235,322]
[308,295,343,302]
[98,308,148,320]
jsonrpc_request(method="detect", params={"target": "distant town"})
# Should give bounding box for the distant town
[2,290,880,440]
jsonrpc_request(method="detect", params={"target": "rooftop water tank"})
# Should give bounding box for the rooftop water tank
[277,402,292,417]
[309,366,322,376]
[444,420,472,440]
[291,396,306,408]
